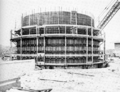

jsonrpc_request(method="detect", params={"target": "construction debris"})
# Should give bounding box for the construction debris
[5,57,120,92]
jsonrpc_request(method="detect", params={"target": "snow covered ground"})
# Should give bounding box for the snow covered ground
[6,57,120,92]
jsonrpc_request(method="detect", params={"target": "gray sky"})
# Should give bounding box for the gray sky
[0,0,120,49]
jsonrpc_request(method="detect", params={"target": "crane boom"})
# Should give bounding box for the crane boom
[97,0,120,30]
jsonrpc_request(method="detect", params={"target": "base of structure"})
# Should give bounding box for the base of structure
[38,63,104,69]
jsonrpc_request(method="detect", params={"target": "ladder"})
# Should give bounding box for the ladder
[97,0,120,30]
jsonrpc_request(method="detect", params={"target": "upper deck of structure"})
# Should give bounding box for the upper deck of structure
[22,11,94,27]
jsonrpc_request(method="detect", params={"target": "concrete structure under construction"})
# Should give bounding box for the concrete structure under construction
[11,11,104,69]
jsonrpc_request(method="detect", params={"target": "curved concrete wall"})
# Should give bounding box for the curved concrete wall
[22,11,94,27]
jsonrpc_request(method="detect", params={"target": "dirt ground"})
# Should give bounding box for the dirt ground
[6,57,120,92]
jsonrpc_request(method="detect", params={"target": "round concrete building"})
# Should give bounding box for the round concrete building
[11,11,104,69]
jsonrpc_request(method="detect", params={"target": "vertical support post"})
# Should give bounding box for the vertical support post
[40,8,41,25]
[20,29,22,60]
[86,28,88,63]
[76,11,77,25]
[42,10,43,25]
[91,27,93,67]
[36,10,39,64]
[20,14,23,60]
[29,29,30,35]
[65,26,67,68]
[34,9,35,25]
[27,16,30,59]
[91,17,93,68]
[37,10,39,26]
[58,9,60,24]
[44,27,46,64]
[48,11,49,25]
[70,11,71,24]
[36,26,38,64]
[61,8,63,24]
[29,15,30,36]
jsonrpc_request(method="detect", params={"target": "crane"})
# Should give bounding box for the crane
[97,0,120,30]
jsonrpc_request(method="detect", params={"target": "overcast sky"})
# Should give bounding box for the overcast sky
[0,0,120,49]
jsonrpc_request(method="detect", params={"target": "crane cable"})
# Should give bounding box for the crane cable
[98,0,117,22]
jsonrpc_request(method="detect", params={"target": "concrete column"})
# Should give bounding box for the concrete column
[91,27,93,67]
[86,28,88,63]
[91,17,93,68]
[20,14,23,60]
[44,27,46,64]
[36,26,38,63]
[20,29,22,60]
[65,26,67,68]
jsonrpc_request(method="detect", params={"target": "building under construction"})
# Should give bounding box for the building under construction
[11,11,104,69]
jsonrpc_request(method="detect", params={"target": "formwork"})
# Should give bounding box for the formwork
[11,11,104,69]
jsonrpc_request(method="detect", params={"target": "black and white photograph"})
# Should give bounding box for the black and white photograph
[0,0,120,92]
